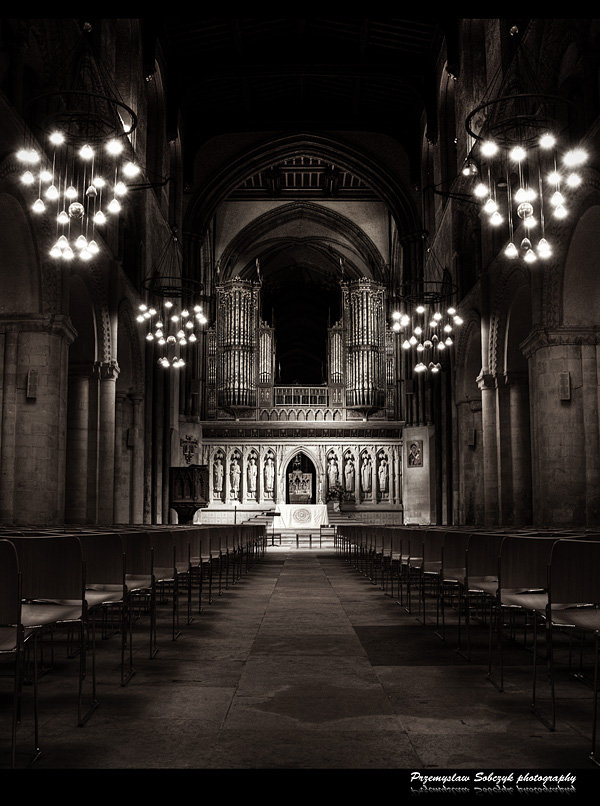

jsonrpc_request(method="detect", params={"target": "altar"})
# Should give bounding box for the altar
[272,503,328,530]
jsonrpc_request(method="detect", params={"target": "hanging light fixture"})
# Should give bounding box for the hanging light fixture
[17,21,140,263]
[463,24,588,262]
[137,228,206,370]
[389,235,462,374]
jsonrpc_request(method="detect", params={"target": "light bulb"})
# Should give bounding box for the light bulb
[108,198,121,213]
[79,144,94,160]
[80,248,93,261]
[114,181,127,196]
[188,333,197,343]
[484,198,497,214]
[123,162,140,177]
[554,204,567,219]
[400,314,410,327]
[481,140,498,157]
[548,171,561,185]
[75,235,88,250]
[524,249,537,263]
[39,170,52,183]
[505,242,519,258]
[538,238,552,258]
[416,305,425,314]
[50,245,62,258]
[45,184,59,200]
[49,132,64,145]
[490,210,503,226]
[106,139,123,155]
[510,145,526,161]
[88,240,99,254]
[566,173,581,188]
[65,185,77,199]
[563,148,587,166]
[94,210,107,225]
[474,183,489,198]
[57,210,69,225]
[21,171,35,185]
[32,198,45,213]
[402,339,411,350]
[539,133,556,149]
[551,191,564,206]
[62,246,74,261]
[92,176,106,188]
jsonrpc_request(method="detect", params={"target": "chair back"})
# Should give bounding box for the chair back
[549,538,600,606]
[9,536,84,601]
[498,534,560,592]
[465,532,504,582]
[78,533,125,587]
[0,539,21,625]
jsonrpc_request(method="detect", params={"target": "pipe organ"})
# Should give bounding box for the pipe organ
[343,278,386,411]
[216,278,260,410]
[205,275,393,422]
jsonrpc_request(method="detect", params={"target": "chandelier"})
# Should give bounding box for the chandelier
[17,22,140,262]
[137,228,207,370]
[391,282,462,374]
[389,234,462,374]
[462,25,588,264]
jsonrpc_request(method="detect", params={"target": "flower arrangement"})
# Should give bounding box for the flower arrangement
[326,483,348,503]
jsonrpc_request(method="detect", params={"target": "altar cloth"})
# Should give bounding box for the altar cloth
[272,503,328,529]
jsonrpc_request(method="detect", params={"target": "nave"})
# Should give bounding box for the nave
[2,542,596,772]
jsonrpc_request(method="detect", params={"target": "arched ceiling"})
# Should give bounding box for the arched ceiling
[148,17,459,181]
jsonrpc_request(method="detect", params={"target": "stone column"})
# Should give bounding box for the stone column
[0,331,18,522]
[65,369,91,523]
[477,371,499,526]
[130,394,144,523]
[507,372,532,526]
[97,360,119,524]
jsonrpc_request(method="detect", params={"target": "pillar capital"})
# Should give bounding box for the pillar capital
[476,371,496,390]
[95,360,120,381]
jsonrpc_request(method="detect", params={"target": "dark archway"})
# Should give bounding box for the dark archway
[285,451,317,504]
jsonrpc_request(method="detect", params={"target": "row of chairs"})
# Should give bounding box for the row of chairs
[336,523,600,767]
[0,522,266,768]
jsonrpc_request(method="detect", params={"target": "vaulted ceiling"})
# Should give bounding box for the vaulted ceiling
[148,17,459,179]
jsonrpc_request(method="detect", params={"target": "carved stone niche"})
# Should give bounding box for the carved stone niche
[169,465,209,524]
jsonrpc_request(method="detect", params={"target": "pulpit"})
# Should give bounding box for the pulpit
[169,465,209,524]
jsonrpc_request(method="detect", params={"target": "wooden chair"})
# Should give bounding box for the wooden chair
[0,539,41,768]
[119,531,156,659]
[7,535,96,727]
[487,534,561,692]
[457,531,504,662]
[532,538,600,765]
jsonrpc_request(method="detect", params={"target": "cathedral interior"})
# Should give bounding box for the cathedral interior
[2,17,600,775]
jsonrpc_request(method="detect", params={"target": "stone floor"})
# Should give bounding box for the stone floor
[2,545,599,785]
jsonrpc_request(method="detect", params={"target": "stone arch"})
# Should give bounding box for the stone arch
[219,201,387,284]
[186,131,421,242]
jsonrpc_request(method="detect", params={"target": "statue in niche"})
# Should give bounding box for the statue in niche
[344,458,355,492]
[328,457,339,490]
[378,457,389,493]
[213,456,224,494]
[264,456,275,494]
[230,458,241,499]
[247,456,257,495]
[361,457,372,493]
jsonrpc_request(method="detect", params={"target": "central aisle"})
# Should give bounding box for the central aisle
[208,551,419,768]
